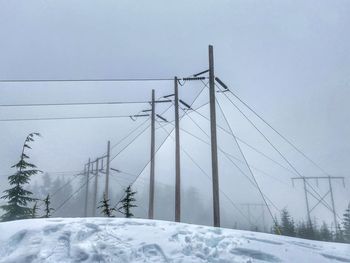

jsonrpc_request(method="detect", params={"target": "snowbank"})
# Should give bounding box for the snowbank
[0,218,349,262]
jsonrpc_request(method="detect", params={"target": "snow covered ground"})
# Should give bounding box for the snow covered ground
[0,218,349,263]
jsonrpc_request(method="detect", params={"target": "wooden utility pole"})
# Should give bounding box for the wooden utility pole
[84,158,91,217]
[105,141,110,200]
[148,89,156,219]
[292,176,345,232]
[92,158,99,217]
[209,45,220,227]
[174,76,181,222]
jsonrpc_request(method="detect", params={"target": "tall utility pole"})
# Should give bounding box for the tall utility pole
[105,141,110,200]
[148,89,156,219]
[84,158,91,217]
[174,76,181,222]
[92,158,99,217]
[209,45,220,227]
[292,176,345,232]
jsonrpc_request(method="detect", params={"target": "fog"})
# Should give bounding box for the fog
[1,0,349,230]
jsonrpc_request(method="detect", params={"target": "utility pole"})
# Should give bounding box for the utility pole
[84,158,91,217]
[92,158,99,217]
[131,91,171,220]
[174,76,181,222]
[105,141,110,200]
[292,176,345,232]
[209,45,220,227]
[148,89,156,219]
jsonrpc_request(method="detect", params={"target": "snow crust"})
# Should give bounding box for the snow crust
[0,218,349,262]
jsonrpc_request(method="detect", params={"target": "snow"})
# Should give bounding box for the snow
[0,218,349,263]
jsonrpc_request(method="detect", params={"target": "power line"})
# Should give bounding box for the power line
[51,171,83,198]
[215,96,281,233]
[226,89,334,179]
[156,119,258,228]
[0,101,149,107]
[175,105,281,213]
[189,104,298,177]
[0,78,175,83]
[0,115,133,122]
[53,173,96,214]
[215,82,336,215]
[112,85,208,209]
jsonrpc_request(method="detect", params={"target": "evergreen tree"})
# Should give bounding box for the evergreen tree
[335,224,345,243]
[296,220,316,240]
[31,202,38,218]
[0,133,41,221]
[43,194,54,218]
[319,222,332,241]
[98,193,115,217]
[342,203,350,243]
[280,208,296,237]
[118,185,137,218]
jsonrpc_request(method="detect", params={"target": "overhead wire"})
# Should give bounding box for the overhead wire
[0,101,149,107]
[53,173,97,214]
[174,102,282,213]
[227,89,333,177]
[155,119,258,228]
[0,115,134,122]
[214,96,282,234]
[215,82,337,217]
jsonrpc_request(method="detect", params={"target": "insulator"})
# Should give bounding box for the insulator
[193,69,209,77]
[215,77,229,90]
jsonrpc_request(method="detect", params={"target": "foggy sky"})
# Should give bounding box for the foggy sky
[1,0,350,227]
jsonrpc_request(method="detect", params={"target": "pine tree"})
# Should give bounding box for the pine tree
[43,194,54,218]
[118,185,137,218]
[335,224,345,243]
[342,203,350,243]
[296,220,316,240]
[98,193,115,217]
[280,208,296,237]
[0,133,41,221]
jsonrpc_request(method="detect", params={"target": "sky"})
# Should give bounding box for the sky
[0,0,350,228]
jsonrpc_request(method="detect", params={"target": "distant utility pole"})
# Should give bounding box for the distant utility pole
[131,89,171,220]
[105,141,111,200]
[174,76,181,222]
[209,45,220,227]
[84,158,91,217]
[92,157,99,217]
[292,176,345,232]
[149,89,156,219]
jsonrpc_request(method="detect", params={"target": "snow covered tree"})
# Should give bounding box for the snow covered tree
[43,194,54,218]
[118,185,137,218]
[280,208,296,237]
[342,203,350,243]
[0,133,41,222]
[98,193,115,217]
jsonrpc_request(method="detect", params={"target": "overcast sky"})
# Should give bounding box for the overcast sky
[1,0,349,227]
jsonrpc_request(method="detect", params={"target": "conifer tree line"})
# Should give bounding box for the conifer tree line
[273,207,350,243]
